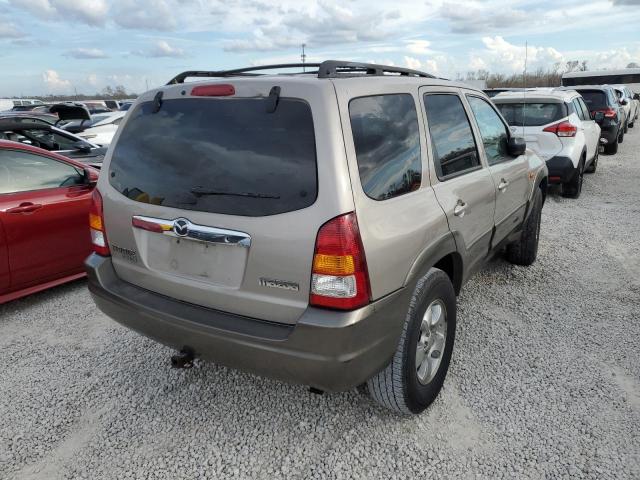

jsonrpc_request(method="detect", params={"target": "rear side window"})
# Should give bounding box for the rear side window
[572,99,586,120]
[108,98,317,217]
[579,90,607,110]
[424,94,480,179]
[349,94,421,200]
[495,102,567,126]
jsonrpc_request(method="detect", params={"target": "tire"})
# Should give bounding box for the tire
[605,138,619,155]
[367,268,456,415]
[630,120,635,128]
[585,148,598,173]
[506,187,542,266]
[619,128,624,144]
[624,121,629,133]
[562,159,584,199]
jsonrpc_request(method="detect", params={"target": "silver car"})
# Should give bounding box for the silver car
[86,61,548,414]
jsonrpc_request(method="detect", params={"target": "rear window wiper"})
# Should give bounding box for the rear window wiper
[190,186,280,199]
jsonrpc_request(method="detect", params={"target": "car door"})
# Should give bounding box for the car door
[465,94,530,247]
[576,97,600,159]
[0,148,94,291]
[0,217,8,294]
[421,88,496,276]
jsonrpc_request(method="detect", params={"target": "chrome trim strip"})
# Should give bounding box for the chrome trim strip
[132,215,251,248]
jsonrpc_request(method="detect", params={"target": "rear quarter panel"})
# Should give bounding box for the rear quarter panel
[333,79,451,300]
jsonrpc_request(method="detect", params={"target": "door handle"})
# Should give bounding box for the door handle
[453,200,467,217]
[6,202,43,214]
[498,179,509,192]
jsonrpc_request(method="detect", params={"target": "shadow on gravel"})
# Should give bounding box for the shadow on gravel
[0,278,87,316]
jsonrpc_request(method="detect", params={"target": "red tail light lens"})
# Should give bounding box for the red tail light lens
[191,84,235,97]
[602,108,617,118]
[310,212,371,310]
[89,190,110,256]
[543,121,577,137]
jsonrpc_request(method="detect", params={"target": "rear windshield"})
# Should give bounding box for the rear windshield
[495,102,567,126]
[577,91,607,110]
[108,97,317,217]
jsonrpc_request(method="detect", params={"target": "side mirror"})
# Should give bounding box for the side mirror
[82,168,98,186]
[634,93,640,101]
[620,99,628,106]
[507,136,526,156]
[593,111,605,124]
[73,141,92,153]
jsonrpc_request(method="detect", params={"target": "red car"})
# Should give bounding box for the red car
[0,140,98,304]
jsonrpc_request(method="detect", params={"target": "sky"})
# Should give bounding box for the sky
[1,0,639,96]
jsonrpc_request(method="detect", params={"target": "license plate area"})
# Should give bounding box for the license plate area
[144,233,248,288]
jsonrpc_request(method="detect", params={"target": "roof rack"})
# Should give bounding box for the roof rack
[167,60,436,84]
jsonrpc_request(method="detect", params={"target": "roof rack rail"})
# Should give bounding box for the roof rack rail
[166,60,435,84]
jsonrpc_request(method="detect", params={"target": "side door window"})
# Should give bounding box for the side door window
[423,94,480,178]
[577,98,591,121]
[466,96,510,165]
[0,149,83,194]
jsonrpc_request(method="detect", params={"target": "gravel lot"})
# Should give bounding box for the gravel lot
[2,129,639,480]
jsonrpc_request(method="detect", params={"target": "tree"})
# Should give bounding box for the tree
[627,62,639,68]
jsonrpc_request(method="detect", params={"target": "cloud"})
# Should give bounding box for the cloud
[111,0,177,31]
[10,0,107,26]
[406,40,432,55]
[440,2,531,33]
[65,47,109,59]
[135,40,186,58]
[43,69,72,92]
[404,56,422,70]
[0,21,25,38]
[475,36,564,73]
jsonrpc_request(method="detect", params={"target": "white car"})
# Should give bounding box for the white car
[613,85,638,128]
[78,111,126,146]
[493,89,600,199]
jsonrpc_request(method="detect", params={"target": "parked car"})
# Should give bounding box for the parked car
[612,86,633,132]
[119,101,134,111]
[613,85,638,128]
[77,111,126,146]
[86,60,548,414]
[61,112,123,134]
[0,117,107,168]
[0,140,98,304]
[0,111,59,125]
[559,85,626,155]
[493,89,600,199]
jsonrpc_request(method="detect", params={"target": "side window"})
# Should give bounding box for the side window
[0,150,83,194]
[424,94,480,178]
[577,98,591,121]
[349,94,421,200]
[572,99,586,120]
[467,96,511,165]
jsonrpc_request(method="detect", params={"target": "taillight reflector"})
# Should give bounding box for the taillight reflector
[543,121,577,137]
[191,84,235,97]
[309,213,371,310]
[89,190,110,257]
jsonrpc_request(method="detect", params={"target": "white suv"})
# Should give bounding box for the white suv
[493,89,600,199]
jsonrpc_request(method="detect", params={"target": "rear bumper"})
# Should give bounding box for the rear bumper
[85,254,408,392]
[599,124,619,144]
[546,156,576,184]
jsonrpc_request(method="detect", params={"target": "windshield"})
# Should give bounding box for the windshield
[495,102,567,127]
[108,97,318,217]
[578,90,608,110]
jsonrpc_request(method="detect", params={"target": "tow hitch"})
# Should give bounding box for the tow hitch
[171,347,195,369]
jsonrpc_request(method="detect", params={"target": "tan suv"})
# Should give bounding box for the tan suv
[86,61,548,414]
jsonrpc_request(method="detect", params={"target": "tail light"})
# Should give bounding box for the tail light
[543,121,577,137]
[310,212,371,310]
[597,108,618,119]
[191,84,235,97]
[89,190,110,256]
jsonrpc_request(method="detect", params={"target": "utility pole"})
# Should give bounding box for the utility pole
[145,78,149,92]
[301,43,306,72]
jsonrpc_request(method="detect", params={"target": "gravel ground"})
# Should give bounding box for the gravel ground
[1,130,639,480]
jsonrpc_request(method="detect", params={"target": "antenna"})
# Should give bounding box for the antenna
[522,41,528,133]
[301,43,306,72]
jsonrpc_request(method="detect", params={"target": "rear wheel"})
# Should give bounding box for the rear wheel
[506,187,542,266]
[624,121,629,133]
[586,148,598,173]
[605,138,619,155]
[630,120,635,128]
[562,159,584,199]
[619,128,625,144]
[367,268,456,415]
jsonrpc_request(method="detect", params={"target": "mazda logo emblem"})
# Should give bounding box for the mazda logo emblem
[173,218,189,237]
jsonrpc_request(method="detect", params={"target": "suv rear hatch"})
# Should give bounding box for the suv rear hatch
[101,79,352,324]
[496,100,566,160]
